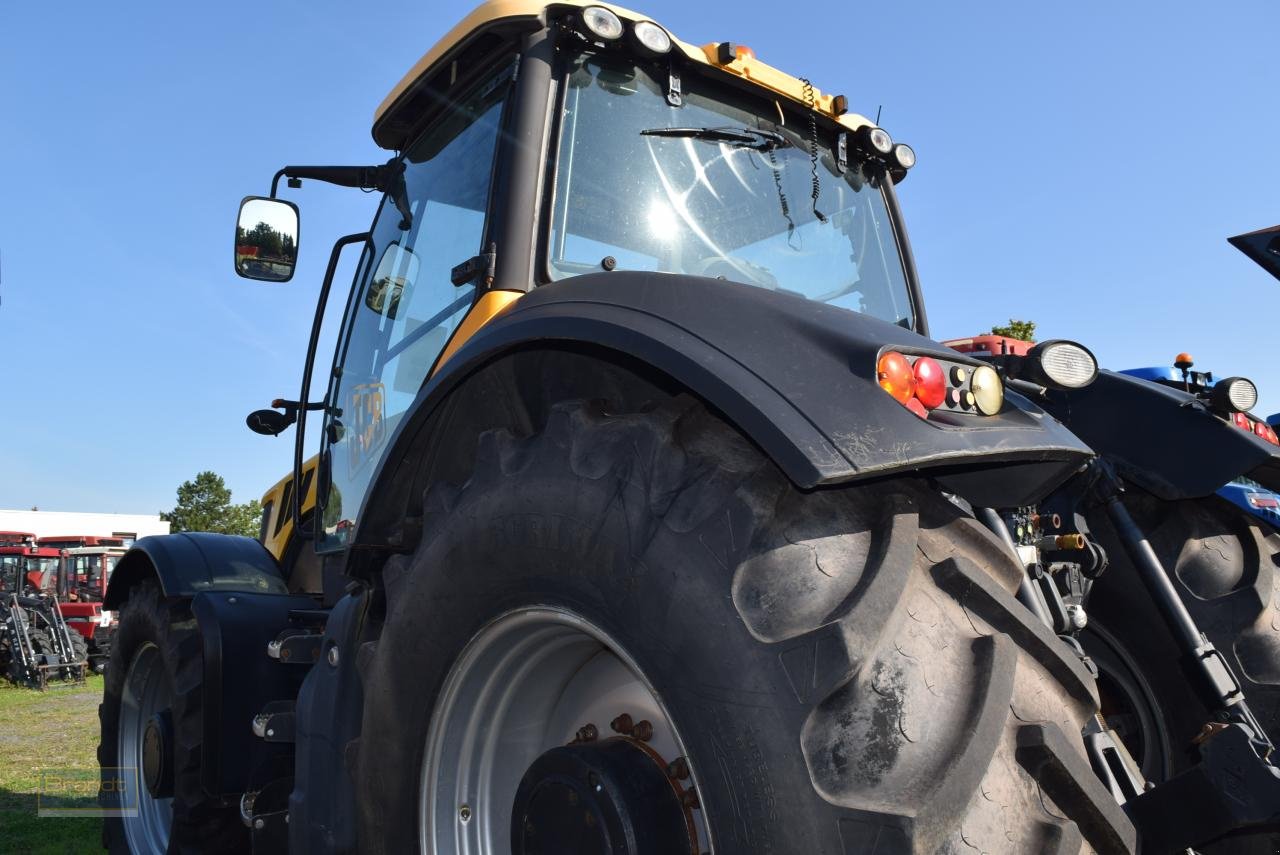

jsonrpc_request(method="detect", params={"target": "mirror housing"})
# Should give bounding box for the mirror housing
[235,197,299,282]
[246,409,296,436]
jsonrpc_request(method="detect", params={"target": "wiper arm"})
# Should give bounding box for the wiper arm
[640,126,789,151]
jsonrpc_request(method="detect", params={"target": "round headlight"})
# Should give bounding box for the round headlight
[892,143,916,170]
[1214,377,1259,413]
[868,128,893,155]
[633,21,671,54]
[1036,341,1098,389]
[582,6,624,40]
[970,365,1004,415]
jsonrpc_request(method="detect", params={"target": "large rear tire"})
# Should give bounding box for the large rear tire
[98,581,247,854]
[1085,492,1280,853]
[354,397,1133,853]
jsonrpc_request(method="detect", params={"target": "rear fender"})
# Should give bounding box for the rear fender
[104,533,287,610]
[348,274,1092,555]
[1044,370,1280,499]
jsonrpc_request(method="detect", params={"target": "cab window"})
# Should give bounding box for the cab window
[317,66,512,551]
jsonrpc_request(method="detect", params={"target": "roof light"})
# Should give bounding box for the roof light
[877,351,915,404]
[857,125,893,157]
[633,21,671,54]
[1174,352,1194,370]
[970,365,1004,415]
[1212,377,1259,413]
[892,143,916,170]
[582,6,624,40]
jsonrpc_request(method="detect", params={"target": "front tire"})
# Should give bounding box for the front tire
[354,397,1133,853]
[1086,493,1280,853]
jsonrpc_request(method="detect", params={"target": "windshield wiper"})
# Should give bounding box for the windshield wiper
[640,126,789,151]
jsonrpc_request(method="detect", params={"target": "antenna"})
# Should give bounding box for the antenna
[875,105,883,125]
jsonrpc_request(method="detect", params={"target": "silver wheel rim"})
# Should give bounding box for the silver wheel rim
[420,606,709,854]
[118,642,174,853]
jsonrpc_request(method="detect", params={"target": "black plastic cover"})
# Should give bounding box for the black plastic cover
[104,533,287,610]
[1043,370,1280,500]
[404,273,1091,503]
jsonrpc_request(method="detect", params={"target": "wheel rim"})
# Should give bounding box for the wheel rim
[118,642,174,853]
[1079,621,1173,782]
[420,606,708,854]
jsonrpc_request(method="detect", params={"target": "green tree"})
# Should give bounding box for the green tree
[161,471,263,537]
[990,318,1037,342]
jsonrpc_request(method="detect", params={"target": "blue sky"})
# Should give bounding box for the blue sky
[2,1,1277,514]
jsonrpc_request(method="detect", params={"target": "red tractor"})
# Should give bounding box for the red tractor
[52,542,126,672]
[0,543,87,687]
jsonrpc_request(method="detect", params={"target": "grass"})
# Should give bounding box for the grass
[0,674,104,853]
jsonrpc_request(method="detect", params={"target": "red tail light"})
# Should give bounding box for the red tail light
[912,357,946,409]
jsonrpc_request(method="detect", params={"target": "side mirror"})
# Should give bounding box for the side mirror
[235,197,299,282]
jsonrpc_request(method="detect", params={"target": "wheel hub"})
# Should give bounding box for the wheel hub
[141,708,174,799]
[512,738,691,855]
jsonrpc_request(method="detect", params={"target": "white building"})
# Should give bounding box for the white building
[0,510,169,546]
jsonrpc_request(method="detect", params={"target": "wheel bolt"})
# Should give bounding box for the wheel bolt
[666,757,689,780]
[610,714,633,734]
[680,788,700,809]
[631,719,653,742]
[574,723,598,743]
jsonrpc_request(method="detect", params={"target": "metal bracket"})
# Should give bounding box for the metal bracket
[266,629,324,665]
[450,242,497,287]
[836,132,848,174]
[251,700,296,743]
[666,66,682,107]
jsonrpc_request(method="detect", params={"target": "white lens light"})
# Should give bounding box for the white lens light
[892,143,916,170]
[582,6,624,40]
[1039,341,1098,388]
[868,128,893,155]
[633,21,671,54]
[1227,378,1259,412]
[971,365,1004,415]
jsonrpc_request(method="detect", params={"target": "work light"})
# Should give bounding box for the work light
[858,126,893,156]
[1213,377,1259,413]
[633,21,671,54]
[1034,341,1098,389]
[892,143,916,170]
[582,6,624,40]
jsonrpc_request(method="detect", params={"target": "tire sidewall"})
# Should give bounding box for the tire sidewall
[358,443,836,853]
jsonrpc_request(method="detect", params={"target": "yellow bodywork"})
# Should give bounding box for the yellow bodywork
[259,455,319,561]
[376,0,877,150]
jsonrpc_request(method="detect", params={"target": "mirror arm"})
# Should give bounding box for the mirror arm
[270,158,413,230]
[292,232,373,541]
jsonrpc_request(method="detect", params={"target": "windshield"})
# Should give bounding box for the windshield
[548,53,914,327]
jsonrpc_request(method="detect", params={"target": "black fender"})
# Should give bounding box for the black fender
[349,273,1091,547]
[104,532,288,610]
[1042,370,1280,500]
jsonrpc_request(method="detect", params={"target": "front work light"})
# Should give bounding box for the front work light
[1034,340,1098,389]
[582,6,624,40]
[633,21,671,54]
[1212,377,1259,413]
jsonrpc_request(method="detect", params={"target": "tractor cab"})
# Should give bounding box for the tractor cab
[0,545,63,596]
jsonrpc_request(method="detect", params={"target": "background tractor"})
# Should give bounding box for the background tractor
[95,2,1278,853]
[0,542,88,688]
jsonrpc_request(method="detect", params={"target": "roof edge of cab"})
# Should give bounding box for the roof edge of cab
[372,0,876,151]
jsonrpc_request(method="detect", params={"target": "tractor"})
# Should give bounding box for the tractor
[942,337,1280,851]
[97,3,1279,853]
[50,540,127,673]
[0,543,88,688]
